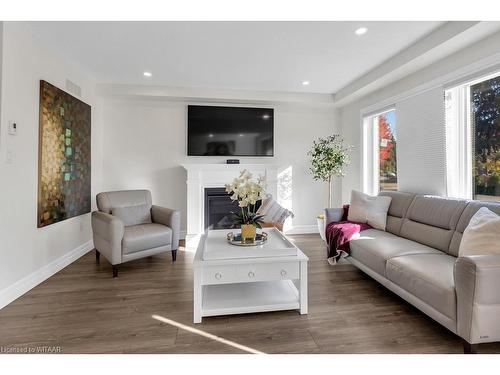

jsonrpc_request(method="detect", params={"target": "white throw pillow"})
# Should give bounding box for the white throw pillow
[347,190,392,231]
[459,207,500,256]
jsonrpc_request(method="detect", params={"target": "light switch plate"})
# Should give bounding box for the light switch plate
[8,121,18,135]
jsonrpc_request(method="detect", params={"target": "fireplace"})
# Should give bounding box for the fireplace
[204,187,262,230]
[204,188,239,230]
[183,164,279,239]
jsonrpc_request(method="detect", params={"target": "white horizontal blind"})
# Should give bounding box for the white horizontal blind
[395,87,447,196]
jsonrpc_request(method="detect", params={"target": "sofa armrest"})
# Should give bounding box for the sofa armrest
[91,211,124,265]
[454,255,500,344]
[151,205,181,251]
[324,208,344,226]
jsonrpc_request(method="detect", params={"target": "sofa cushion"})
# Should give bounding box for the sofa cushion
[349,229,443,276]
[122,223,172,254]
[112,204,152,226]
[97,190,153,214]
[379,191,416,235]
[399,195,468,253]
[386,254,456,320]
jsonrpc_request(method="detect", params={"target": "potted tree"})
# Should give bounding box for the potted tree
[308,135,352,240]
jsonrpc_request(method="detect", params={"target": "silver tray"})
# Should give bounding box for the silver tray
[226,231,268,246]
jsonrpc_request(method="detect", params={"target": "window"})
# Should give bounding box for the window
[362,109,398,195]
[445,72,500,201]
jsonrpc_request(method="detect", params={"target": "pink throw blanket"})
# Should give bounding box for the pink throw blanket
[326,205,371,265]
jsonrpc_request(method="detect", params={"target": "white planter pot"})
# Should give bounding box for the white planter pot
[317,217,326,241]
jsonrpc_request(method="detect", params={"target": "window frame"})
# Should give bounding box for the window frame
[361,107,397,196]
[445,70,500,200]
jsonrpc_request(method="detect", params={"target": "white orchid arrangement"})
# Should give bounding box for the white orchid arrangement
[225,169,267,227]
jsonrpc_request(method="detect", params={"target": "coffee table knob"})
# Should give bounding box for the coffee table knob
[281,269,287,276]
[248,271,255,278]
[215,272,222,280]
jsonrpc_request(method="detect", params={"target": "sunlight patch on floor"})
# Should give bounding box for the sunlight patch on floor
[151,314,265,354]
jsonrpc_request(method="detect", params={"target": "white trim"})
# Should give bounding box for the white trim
[444,69,500,200]
[284,224,318,235]
[359,52,500,118]
[180,230,187,240]
[361,108,396,195]
[361,104,396,118]
[0,240,94,310]
[444,63,500,90]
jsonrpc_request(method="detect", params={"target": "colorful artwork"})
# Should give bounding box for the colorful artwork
[38,80,91,227]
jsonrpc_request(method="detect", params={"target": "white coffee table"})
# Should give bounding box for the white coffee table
[193,228,309,323]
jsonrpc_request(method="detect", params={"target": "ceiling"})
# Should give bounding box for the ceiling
[26,21,444,94]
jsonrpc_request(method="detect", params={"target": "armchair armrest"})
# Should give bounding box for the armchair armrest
[91,211,124,265]
[324,208,344,226]
[454,255,500,344]
[151,205,181,251]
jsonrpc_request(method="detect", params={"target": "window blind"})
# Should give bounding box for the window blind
[395,87,447,196]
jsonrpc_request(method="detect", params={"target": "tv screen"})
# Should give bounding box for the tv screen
[187,105,274,156]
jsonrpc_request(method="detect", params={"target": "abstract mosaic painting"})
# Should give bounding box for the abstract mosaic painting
[38,80,91,227]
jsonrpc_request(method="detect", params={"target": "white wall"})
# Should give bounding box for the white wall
[339,30,500,202]
[100,98,340,233]
[0,23,103,301]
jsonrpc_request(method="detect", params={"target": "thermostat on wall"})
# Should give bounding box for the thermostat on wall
[8,121,18,136]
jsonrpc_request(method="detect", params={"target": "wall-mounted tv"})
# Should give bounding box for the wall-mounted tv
[187,105,274,156]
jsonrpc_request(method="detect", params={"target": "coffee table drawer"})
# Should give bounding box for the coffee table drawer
[236,262,299,282]
[202,266,238,285]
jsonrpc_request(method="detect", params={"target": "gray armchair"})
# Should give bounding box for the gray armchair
[91,190,180,277]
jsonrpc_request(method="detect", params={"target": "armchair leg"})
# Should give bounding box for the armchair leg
[95,250,100,264]
[463,340,479,354]
[171,250,177,262]
[112,265,119,278]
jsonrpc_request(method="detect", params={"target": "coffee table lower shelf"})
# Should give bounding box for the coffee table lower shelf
[201,280,301,318]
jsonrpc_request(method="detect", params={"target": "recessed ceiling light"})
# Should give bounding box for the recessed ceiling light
[143,71,152,77]
[355,27,368,36]
[301,81,310,86]
[208,134,214,138]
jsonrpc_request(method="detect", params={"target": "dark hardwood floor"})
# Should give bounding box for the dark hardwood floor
[1,234,499,354]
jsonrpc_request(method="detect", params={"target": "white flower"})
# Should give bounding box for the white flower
[238,200,248,207]
[239,169,252,181]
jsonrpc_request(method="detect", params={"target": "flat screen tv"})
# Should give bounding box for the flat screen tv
[187,105,274,156]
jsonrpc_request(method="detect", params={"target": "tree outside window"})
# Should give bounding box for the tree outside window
[471,75,500,201]
[378,110,398,191]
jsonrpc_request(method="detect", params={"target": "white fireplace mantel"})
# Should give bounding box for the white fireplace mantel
[182,163,279,239]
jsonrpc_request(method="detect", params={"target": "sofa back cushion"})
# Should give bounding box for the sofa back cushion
[378,191,416,235]
[399,195,468,254]
[96,190,153,225]
[449,200,500,256]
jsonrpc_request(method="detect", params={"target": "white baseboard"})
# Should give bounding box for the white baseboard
[284,225,319,235]
[0,240,94,310]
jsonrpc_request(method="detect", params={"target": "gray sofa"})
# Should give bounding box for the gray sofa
[91,190,180,277]
[325,191,500,353]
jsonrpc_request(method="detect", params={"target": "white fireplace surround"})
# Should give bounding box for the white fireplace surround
[182,164,279,239]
